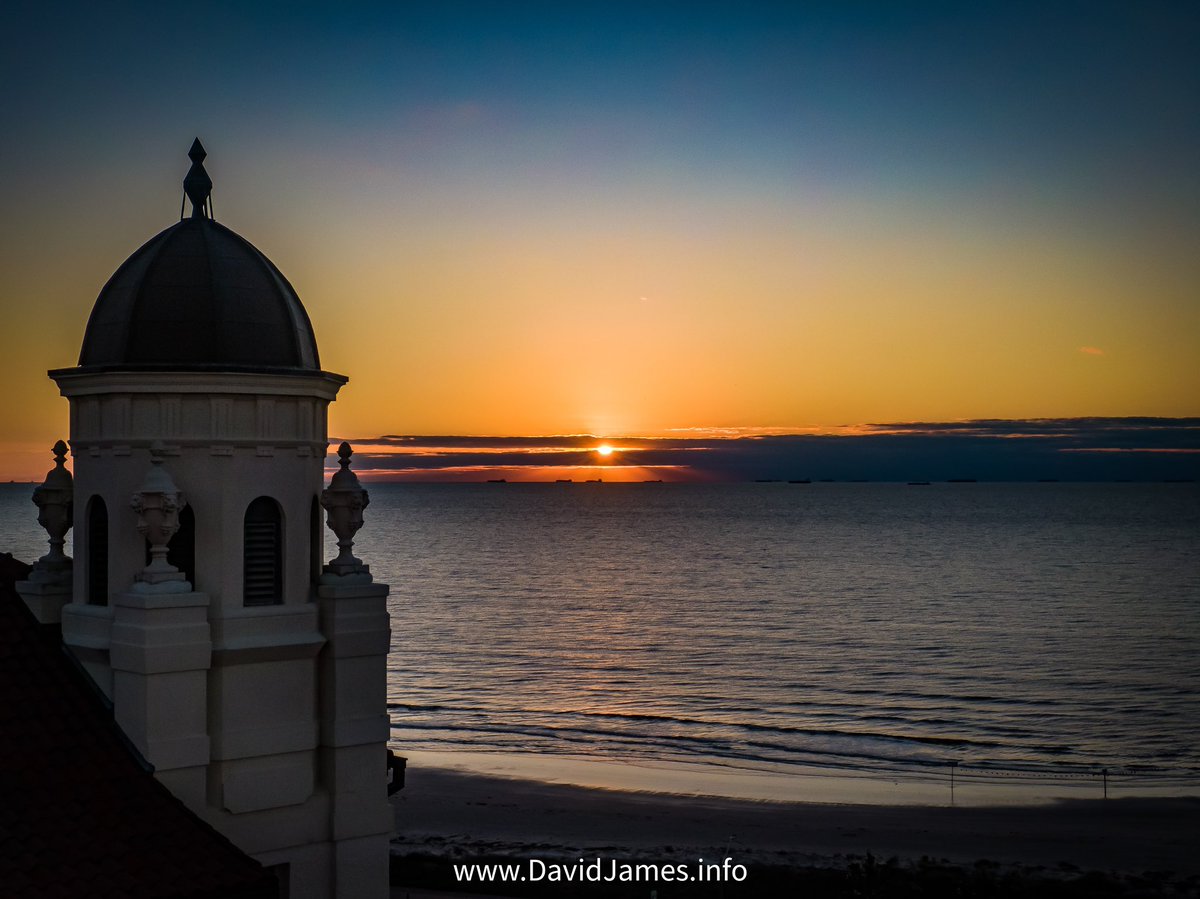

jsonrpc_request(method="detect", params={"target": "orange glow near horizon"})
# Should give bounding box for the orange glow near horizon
[350,464,695,483]
[1,145,1198,483]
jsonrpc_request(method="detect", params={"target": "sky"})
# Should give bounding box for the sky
[1,2,1198,481]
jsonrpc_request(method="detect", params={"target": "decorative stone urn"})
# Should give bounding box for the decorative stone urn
[130,441,189,589]
[321,442,371,580]
[30,440,73,582]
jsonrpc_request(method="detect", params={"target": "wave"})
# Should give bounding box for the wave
[390,701,1021,750]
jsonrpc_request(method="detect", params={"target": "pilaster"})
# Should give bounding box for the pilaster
[109,588,213,788]
[317,578,392,899]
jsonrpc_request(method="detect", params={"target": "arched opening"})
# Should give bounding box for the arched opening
[244,496,283,606]
[310,496,323,584]
[86,496,109,606]
[143,504,196,586]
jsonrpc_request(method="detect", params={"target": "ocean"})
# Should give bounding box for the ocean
[5,482,1199,793]
[362,482,1200,788]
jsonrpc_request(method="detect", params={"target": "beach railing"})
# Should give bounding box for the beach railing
[940,760,1187,802]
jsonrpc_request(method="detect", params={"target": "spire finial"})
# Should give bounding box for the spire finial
[182,138,213,220]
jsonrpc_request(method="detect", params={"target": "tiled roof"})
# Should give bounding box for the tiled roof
[0,555,279,899]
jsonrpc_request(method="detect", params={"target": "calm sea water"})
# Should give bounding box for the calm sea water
[4,482,1199,784]
[362,483,1200,784]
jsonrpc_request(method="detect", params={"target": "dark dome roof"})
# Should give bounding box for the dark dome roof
[78,216,320,372]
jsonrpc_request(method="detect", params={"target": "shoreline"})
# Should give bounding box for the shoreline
[390,762,1200,880]
[395,748,1197,808]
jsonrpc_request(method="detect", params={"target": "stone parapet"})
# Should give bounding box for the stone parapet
[15,578,73,626]
[61,601,116,697]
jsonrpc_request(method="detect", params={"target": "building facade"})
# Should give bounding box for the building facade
[17,141,392,899]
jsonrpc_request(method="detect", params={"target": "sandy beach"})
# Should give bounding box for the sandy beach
[390,761,1200,896]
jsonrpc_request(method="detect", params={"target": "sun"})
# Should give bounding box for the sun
[596,444,614,457]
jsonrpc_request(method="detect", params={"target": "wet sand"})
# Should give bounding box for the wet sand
[391,764,1200,881]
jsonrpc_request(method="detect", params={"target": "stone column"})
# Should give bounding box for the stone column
[318,443,392,898]
[16,440,74,626]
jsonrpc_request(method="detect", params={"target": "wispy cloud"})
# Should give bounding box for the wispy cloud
[1079,346,1105,356]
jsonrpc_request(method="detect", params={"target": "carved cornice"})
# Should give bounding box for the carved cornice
[50,368,348,400]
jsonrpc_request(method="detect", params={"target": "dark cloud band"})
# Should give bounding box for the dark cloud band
[331,418,1200,482]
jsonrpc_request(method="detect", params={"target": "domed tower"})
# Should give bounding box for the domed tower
[39,141,392,899]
